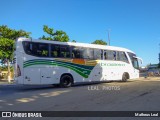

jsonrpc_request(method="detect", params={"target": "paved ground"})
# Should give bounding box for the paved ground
[0,77,160,120]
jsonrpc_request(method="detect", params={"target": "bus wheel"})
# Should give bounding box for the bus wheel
[122,73,129,82]
[60,74,73,88]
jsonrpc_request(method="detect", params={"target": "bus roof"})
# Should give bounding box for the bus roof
[17,37,135,54]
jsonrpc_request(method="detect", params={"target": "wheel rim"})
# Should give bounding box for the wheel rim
[123,74,127,81]
[62,76,71,86]
[64,79,69,85]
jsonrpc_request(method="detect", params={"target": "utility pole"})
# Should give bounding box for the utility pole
[159,44,160,64]
[107,29,111,46]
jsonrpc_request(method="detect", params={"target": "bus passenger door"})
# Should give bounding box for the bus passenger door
[24,68,41,84]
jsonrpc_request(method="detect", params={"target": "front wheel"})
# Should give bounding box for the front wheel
[122,73,128,82]
[60,74,73,88]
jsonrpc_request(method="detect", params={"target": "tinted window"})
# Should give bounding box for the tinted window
[72,47,81,58]
[38,43,49,57]
[82,48,94,59]
[51,45,70,58]
[103,50,115,60]
[104,50,108,60]
[60,46,70,58]
[71,47,94,59]
[117,51,129,63]
[113,51,116,60]
[23,41,31,54]
[51,44,60,57]
[23,41,49,57]
[94,49,103,60]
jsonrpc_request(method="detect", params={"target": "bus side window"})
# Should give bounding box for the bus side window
[24,41,32,55]
[101,50,103,60]
[94,49,102,60]
[32,43,38,56]
[81,48,94,59]
[113,51,116,60]
[51,45,60,57]
[122,52,129,63]
[72,47,81,58]
[117,51,120,61]
[38,43,49,57]
[60,45,70,58]
[107,50,116,60]
[104,50,108,60]
[89,49,94,60]
[108,50,113,60]
[117,51,129,63]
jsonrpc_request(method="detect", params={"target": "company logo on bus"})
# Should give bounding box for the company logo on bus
[100,63,125,67]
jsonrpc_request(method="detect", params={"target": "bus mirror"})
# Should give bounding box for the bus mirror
[138,58,143,64]
[133,56,143,64]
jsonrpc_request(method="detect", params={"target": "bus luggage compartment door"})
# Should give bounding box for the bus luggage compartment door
[24,68,41,84]
[92,69,107,81]
[40,68,53,84]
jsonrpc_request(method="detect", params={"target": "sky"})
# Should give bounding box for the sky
[0,0,160,66]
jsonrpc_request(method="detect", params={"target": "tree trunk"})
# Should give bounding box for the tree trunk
[7,59,11,83]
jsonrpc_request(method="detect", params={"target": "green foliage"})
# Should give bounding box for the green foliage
[0,25,30,81]
[91,39,107,45]
[41,25,69,42]
[72,40,76,43]
[0,38,14,61]
[0,25,30,63]
[0,66,13,71]
[0,25,30,40]
[42,50,48,56]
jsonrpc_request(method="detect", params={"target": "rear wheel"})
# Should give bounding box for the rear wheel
[60,74,73,88]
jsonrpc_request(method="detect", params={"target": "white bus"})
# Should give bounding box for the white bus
[14,37,142,87]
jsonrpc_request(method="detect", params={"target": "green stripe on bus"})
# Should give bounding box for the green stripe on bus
[24,60,92,72]
[24,61,91,75]
[23,61,91,78]
[24,59,94,70]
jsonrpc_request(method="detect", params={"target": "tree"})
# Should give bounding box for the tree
[0,25,30,40]
[91,39,107,45]
[72,40,76,43]
[0,38,14,82]
[0,25,30,82]
[41,25,69,42]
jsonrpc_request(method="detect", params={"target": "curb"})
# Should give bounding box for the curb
[0,81,15,86]
[0,83,16,86]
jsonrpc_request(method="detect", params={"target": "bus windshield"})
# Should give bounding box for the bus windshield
[128,52,139,69]
[132,58,139,69]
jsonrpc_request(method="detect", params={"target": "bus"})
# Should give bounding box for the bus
[14,37,142,87]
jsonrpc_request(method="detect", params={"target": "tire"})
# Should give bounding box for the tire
[52,84,60,87]
[60,74,73,88]
[122,73,128,82]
